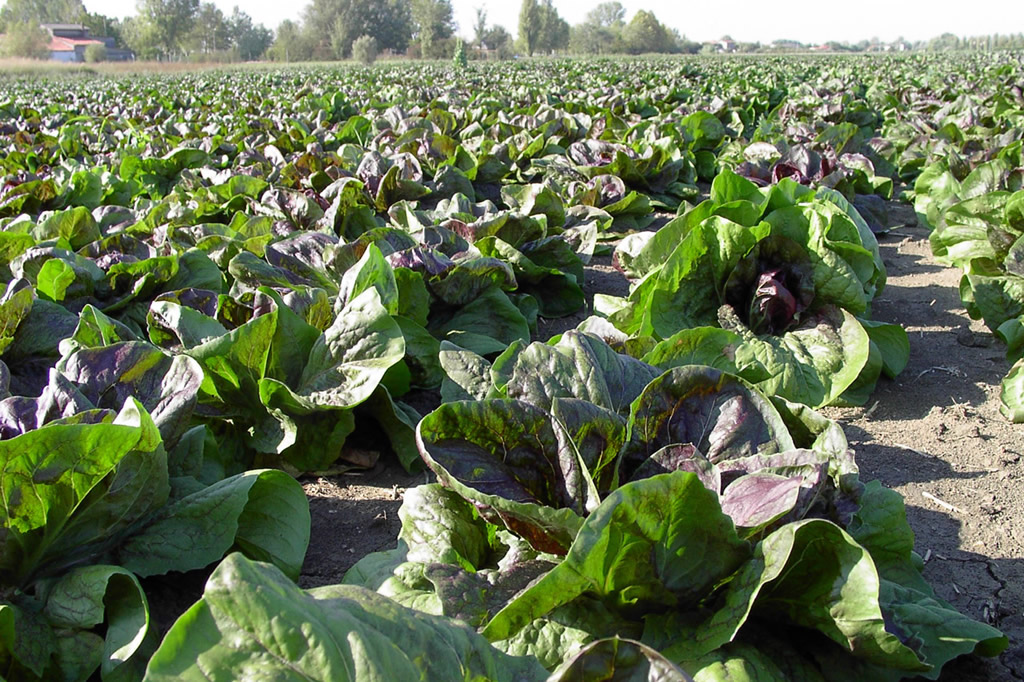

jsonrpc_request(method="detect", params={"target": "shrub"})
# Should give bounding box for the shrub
[84,43,108,63]
[351,35,377,65]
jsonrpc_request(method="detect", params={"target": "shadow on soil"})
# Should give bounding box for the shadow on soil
[850,436,990,486]
[895,503,1024,681]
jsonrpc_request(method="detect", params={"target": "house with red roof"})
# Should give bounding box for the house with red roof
[42,24,134,62]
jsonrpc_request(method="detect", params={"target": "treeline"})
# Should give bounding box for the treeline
[0,0,273,62]
[269,0,463,61]
[564,2,699,56]
[3,0,1022,64]
[268,0,693,63]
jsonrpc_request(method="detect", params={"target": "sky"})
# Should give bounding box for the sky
[82,0,1024,45]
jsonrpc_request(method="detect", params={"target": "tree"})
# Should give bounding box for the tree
[569,1,624,54]
[622,9,672,54]
[267,19,312,61]
[228,7,272,60]
[81,12,124,46]
[482,25,513,58]
[411,0,454,58]
[304,0,411,59]
[183,2,229,55]
[670,28,700,54]
[473,7,487,48]
[517,0,540,55]
[0,0,88,30]
[0,20,50,58]
[136,0,199,59]
[84,42,106,62]
[586,1,625,28]
[535,0,567,54]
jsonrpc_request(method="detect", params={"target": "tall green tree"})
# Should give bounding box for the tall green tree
[535,0,567,54]
[473,7,487,48]
[136,0,199,59]
[267,19,312,61]
[0,0,87,30]
[183,2,229,54]
[229,7,272,60]
[483,24,513,57]
[586,1,625,28]
[121,14,161,59]
[622,9,672,54]
[517,0,540,55]
[304,0,410,59]
[0,20,50,58]
[569,1,624,54]
[411,0,454,58]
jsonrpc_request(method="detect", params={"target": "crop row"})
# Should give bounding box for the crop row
[1,53,1020,680]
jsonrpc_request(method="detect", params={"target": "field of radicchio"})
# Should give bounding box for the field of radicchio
[1,52,1022,680]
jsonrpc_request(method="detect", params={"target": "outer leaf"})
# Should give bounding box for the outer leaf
[725,305,871,408]
[438,340,495,402]
[41,565,152,680]
[484,472,749,641]
[57,341,204,446]
[144,553,548,682]
[118,469,310,581]
[0,399,166,587]
[296,288,405,408]
[500,331,659,414]
[1000,357,1024,422]
[662,519,924,672]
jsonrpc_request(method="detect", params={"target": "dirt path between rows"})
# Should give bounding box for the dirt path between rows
[299,202,1024,680]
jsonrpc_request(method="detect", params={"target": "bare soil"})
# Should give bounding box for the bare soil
[297,201,1023,680]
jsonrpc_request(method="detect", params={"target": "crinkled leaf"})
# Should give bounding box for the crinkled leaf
[484,472,749,641]
[144,553,548,682]
[57,341,203,447]
[417,399,593,554]
[622,366,794,480]
[499,331,659,414]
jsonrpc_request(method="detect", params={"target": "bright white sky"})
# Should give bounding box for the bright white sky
[83,0,1024,45]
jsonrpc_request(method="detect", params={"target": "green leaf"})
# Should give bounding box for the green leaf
[549,638,695,682]
[1000,357,1024,422]
[0,399,167,587]
[144,553,548,682]
[642,327,744,374]
[484,472,749,641]
[338,243,399,315]
[32,207,100,251]
[41,565,152,680]
[296,288,405,407]
[497,331,658,414]
[118,469,309,581]
[439,340,495,402]
[58,304,138,355]
[433,286,530,356]
[0,283,33,355]
[36,259,76,302]
[725,306,871,408]
[663,519,924,672]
